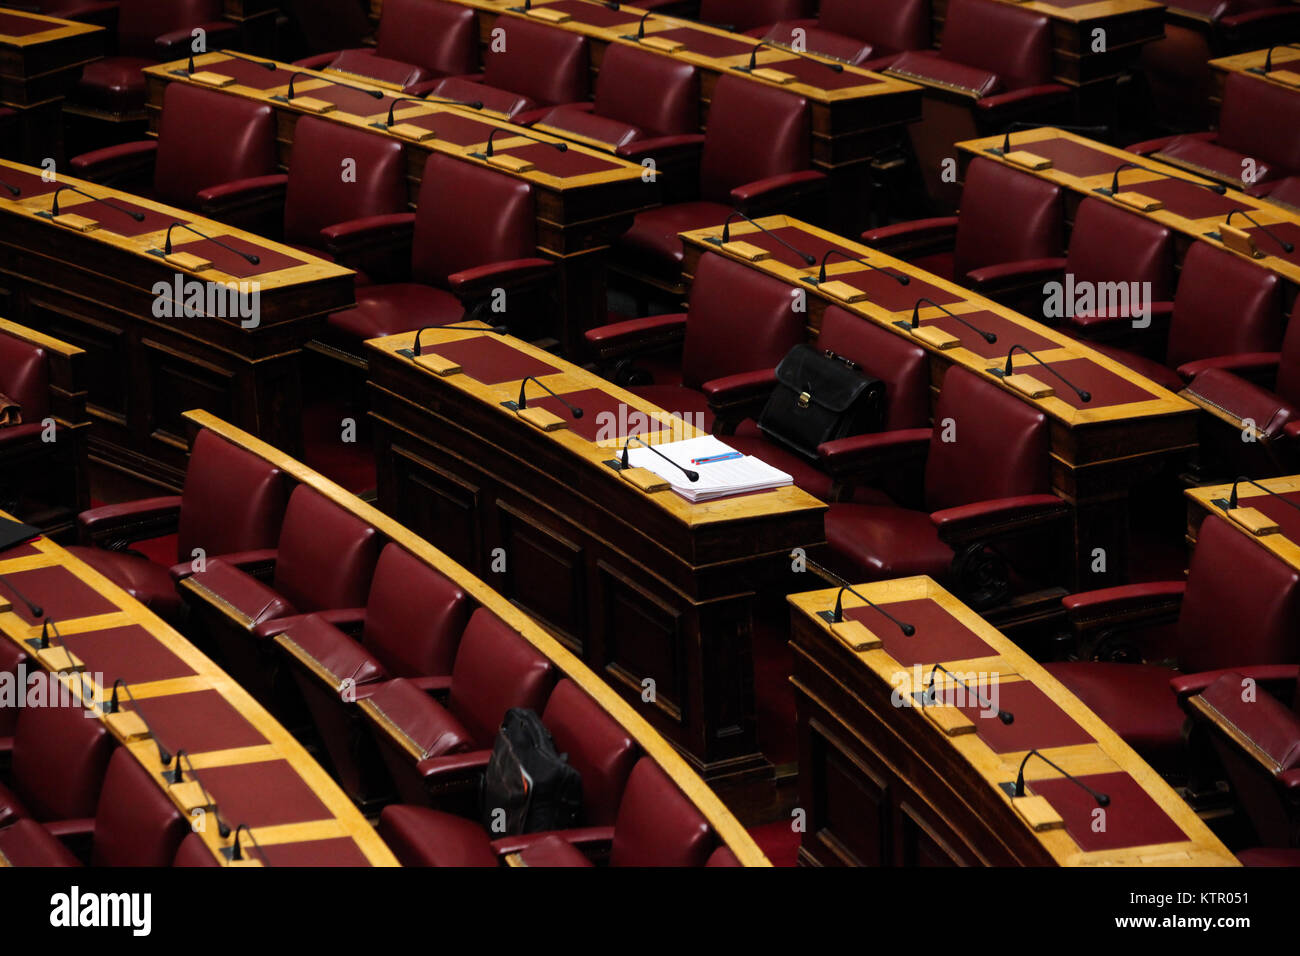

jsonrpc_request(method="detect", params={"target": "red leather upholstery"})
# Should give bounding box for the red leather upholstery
[91,749,188,866]
[0,702,114,827]
[1265,177,1300,212]
[698,0,813,32]
[378,804,499,867]
[954,159,1063,283]
[172,832,221,866]
[0,327,49,424]
[0,818,81,867]
[474,16,589,120]
[373,0,478,79]
[445,609,555,744]
[326,48,429,91]
[513,832,595,866]
[1065,198,1177,307]
[609,758,713,867]
[270,486,381,615]
[541,679,637,826]
[931,0,1055,91]
[153,84,276,210]
[283,117,407,255]
[764,0,929,67]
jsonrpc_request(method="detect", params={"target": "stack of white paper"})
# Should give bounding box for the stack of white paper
[623,435,792,502]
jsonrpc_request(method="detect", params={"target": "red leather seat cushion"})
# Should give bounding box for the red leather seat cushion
[824,503,955,582]
[1044,661,1187,773]
[0,818,81,866]
[279,613,386,688]
[514,833,594,867]
[328,283,465,341]
[1199,671,1300,770]
[65,545,184,621]
[1184,367,1297,440]
[616,201,734,279]
[365,677,474,759]
[378,804,497,867]
[1087,342,1186,393]
[185,557,295,627]
[76,57,151,113]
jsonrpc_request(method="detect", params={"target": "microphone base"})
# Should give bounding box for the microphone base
[997,781,1022,799]
[815,610,838,623]
[603,458,628,473]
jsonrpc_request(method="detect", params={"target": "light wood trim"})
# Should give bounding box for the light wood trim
[0,7,102,46]
[1186,474,1300,573]
[0,317,84,357]
[1210,47,1300,93]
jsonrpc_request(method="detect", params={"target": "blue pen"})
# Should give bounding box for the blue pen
[691,452,744,465]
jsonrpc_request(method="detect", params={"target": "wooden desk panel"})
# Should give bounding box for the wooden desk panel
[1186,474,1300,571]
[364,327,826,788]
[789,576,1237,867]
[0,514,398,867]
[0,158,355,488]
[1210,46,1300,99]
[679,215,1198,589]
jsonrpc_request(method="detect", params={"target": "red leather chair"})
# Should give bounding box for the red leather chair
[1082,241,1284,393]
[0,643,25,740]
[73,0,238,119]
[68,428,290,623]
[326,152,555,348]
[1184,670,1300,850]
[293,0,478,93]
[69,83,280,229]
[1261,176,1300,211]
[1046,514,1300,776]
[862,158,1064,288]
[277,116,409,281]
[697,0,813,33]
[584,252,807,432]
[0,818,81,866]
[0,702,115,829]
[172,832,221,866]
[1128,72,1300,192]
[756,0,930,70]
[611,74,826,290]
[822,366,1071,607]
[272,543,473,802]
[362,609,555,806]
[0,323,56,510]
[535,43,699,158]
[722,305,932,503]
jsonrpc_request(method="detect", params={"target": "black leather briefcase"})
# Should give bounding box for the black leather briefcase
[758,344,885,461]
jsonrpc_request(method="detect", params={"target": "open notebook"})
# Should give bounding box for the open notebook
[624,435,792,502]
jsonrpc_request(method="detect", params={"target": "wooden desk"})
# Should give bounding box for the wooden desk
[0,158,356,489]
[144,51,658,353]
[1210,46,1300,101]
[181,409,769,864]
[679,215,1198,591]
[0,510,398,866]
[957,127,1300,301]
[1186,474,1300,571]
[789,576,1238,866]
[364,325,827,790]
[0,8,103,163]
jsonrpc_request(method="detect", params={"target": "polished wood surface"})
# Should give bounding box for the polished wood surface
[0,158,355,488]
[789,575,1238,866]
[0,506,399,867]
[1186,474,1300,571]
[182,409,770,865]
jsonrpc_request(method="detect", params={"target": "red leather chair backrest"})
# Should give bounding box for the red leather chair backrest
[939,0,1054,89]
[541,679,638,826]
[1066,198,1176,300]
[376,0,478,77]
[273,485,381,614]
[411,153,538,288]
[953,158,1063,279]
[363,544,472,678]
[610,758,713,866]
[328,48,427,89]
[284,117,407,250]
[706,845,741,865]
[1274,299,1300,407]
[1167,243,1283,371]
[699,75,811,204]
[0,330,49,422]
[11,702,115,821]
[821,0,930,53]
[817,306,930,430]
[1179,516,1300,673]
[447,609,554,744]
[1266,177,1300,212]
[172,831,221,866]
[594,44,699,139]
[153,83,277,211]
[482,17,589,107]
[680,252,805,391]
[118,0,222,58]
[699,0,813,31]
[1219,73,1300,173]
[176,429,290,566]
[92,749,188,866]
[923,367,1050,513]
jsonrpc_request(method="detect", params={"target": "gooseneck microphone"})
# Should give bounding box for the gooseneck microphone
[622,10,656,41]
[736,42,845,74]
[107,679,173,768]
[900,297,996,344]
[1004,749,1110,806]
[0,573,43,618]
[1215,476,1300,513]
[514,376,584,418]
[925,664,1013,724]
[1099,161,1227,197]
[1223,210,1295,254]
[158,223,260,265]
[993,344,1091,403]
[48,185,145,222]
[373,95,483,130]
[796,552,915,636]
[806,248,909,286]
[169,752,232,839]
[223,823,269,864]
[276,71,385,103]
[990,121,1109,157]
[620,435,699,482]
[476,127,568,158]
[1252,44,1300,75]
[401,319,508,361]
[0,177,21,196]
[710,210,816,265]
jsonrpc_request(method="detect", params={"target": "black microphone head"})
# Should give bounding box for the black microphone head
[998,710,1014,725]
[1284,241,1296,253]
[249,254,261,265]
[1096,792,1111,807]
[130,210,144,221]
[983,332,997,344]
[830,63,844,72]
[898,275,910,285]
[900,622,915,637]
[556,142,568,152]
[4,183,20,196]
[1079,390,1092,403]
[469,101,483,109]
[1209,183,1226,194]
[801,252,815,266]
[684,469,700,482]
[158,746,173,766]
[572,407,584,419]
[217,819,232,839]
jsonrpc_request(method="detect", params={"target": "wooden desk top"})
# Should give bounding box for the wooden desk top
[1210,46,1300,92]
[0,158,354,295]
[0,8,101,46]
[957,127,1300,287]
[679,215,1196,431]
[144,52,652,193]
[183,409,770,865]
[1186,474,1300,572]
[0,511,398,867]
[985,0,1165,25]
[365,325,826,528]
[789,576,1238,866]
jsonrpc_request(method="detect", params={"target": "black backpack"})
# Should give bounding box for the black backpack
[758,344,886,461]
[481,708,582,836]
